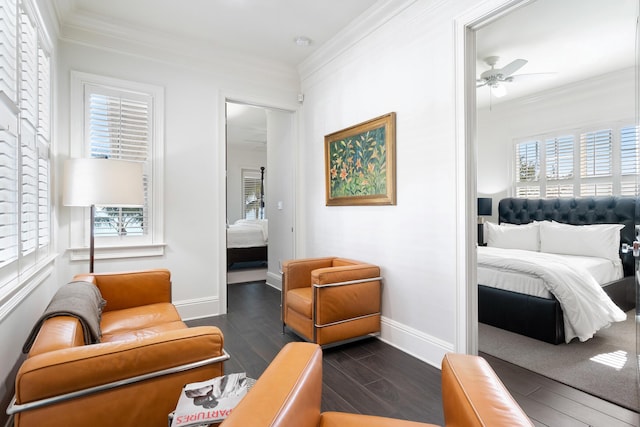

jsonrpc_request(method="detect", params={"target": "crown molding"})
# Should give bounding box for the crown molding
[55,4,299,87]
[297,0,417,82]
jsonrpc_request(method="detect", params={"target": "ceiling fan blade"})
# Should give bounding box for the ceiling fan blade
[476,80,488,88]
[509,72,557,82]
[499,58,527,77]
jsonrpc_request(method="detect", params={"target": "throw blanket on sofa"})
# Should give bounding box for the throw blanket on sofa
[22,281,106,353]
[478,247,626,343]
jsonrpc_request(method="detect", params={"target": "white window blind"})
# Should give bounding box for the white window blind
[580,129,612,178]
[86,87,150,237]
[242,169,262,220]
[19,5,36,126]
[545,135,573,180]
[37,137,48,248]
[37,46,49,138]
[20,125,36,255]
[0,0,17,102]
[0,126,18,268]
[515,140,539,182]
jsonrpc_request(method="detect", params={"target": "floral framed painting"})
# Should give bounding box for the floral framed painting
[325,112,396,206]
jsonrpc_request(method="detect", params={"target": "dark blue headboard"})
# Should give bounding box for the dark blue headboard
[498,197,639,276]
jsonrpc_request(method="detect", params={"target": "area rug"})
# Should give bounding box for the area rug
[479,310,639,412]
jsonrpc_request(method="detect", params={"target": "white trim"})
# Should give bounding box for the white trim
[453,0,531,355]
[0,254,56,322]
[68,71,165,260]
[175,296,221,321]
[379,315,454,369]
[67,243,166,261]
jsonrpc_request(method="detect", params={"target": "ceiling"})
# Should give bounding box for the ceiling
[51,0,639,140]
[51,0,380,67]
[476,0,638,106]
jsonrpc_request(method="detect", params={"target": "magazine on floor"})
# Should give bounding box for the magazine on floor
[169,372,253,427]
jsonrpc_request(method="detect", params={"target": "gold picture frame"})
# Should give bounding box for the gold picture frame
[324,112,396,206]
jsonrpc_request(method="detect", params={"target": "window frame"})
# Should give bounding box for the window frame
[512,120,638,198]
[69,71,165,260]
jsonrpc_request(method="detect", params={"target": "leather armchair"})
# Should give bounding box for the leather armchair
[221,342,534,427]
[9,269,228,427]
[282,257,382,346]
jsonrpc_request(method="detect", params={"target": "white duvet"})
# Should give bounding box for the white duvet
[478,247,626,343]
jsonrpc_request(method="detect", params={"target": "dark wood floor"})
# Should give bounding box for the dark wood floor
[187,281,640,427]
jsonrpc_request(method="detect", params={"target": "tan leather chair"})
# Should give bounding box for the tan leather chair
[221,342,534,427]
[281,257,382,346]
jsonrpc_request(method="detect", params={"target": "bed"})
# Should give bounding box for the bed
[478,196,637,344]
[226,219,268,269]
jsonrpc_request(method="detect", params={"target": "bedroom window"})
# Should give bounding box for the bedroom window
[242,168,264,220]
[513,123,640,197]
[70,72,165,259]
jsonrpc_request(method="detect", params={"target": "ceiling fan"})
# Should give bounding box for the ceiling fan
[476,56,551,98]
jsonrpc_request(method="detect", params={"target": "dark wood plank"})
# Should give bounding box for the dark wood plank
[187,281,640,427]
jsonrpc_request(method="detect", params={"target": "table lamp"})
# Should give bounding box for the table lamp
[477,197,492,245]
[63,158,144,272]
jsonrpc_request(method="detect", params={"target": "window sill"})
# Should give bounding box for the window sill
[0,254,57,321]
[67,243,167,261]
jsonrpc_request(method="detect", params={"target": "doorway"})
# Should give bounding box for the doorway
[467,0,639,411]
[225,101,296,299]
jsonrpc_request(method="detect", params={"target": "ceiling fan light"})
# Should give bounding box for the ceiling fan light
[491,83,507,98]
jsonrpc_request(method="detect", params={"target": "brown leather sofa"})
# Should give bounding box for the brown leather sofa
[282,257,382,346]
[221,342,533,427]
[8,269,227,427]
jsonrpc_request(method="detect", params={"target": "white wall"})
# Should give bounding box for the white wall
[55,39,300,319]
[477,67,636,223]
[297,0,481,365]
[226,144,267,224]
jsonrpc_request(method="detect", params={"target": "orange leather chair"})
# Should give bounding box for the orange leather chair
[282,257,382,346]
[9,269,228,427]
[221,342,534,427]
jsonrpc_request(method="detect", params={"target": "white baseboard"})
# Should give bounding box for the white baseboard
[266,271,281,290]
[379,316,455,369]
[175,296,220,321]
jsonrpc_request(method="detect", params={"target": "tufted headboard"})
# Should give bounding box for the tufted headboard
[498,196,639,276]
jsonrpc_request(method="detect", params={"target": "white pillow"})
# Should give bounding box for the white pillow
[485,221,540,251]
[539,221,624,261]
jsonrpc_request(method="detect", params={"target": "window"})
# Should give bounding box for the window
[242,168,265,220]
[70,72,164,259]
[513,123,640,197]
[0,0,52,299]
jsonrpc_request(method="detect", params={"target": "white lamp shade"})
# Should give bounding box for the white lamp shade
[63,158,144,207]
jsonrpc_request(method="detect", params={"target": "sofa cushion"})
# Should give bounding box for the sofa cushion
[100,302,185,338]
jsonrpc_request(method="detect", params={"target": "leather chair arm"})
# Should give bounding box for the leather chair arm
[73,269,172,311]
[221,342,322,427]
[441,353,533,426]
[14,326,224,406]
[282,258,335,291]
[311,264,380,286]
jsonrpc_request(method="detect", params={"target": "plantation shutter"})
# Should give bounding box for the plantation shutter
[514,140,540,197]
[242,169,261,220]
[619,125,639,196]
[545,135,573,180]
[20,126,36,254]
[0,0,17,102]
[86,85,150,237]
[19,5,36,126]
[580,129,612,178]
[0,126,18,268]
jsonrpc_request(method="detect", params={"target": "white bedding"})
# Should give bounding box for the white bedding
[478,248,623,298]
[227,219,268,248]
[477,246,626,343]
